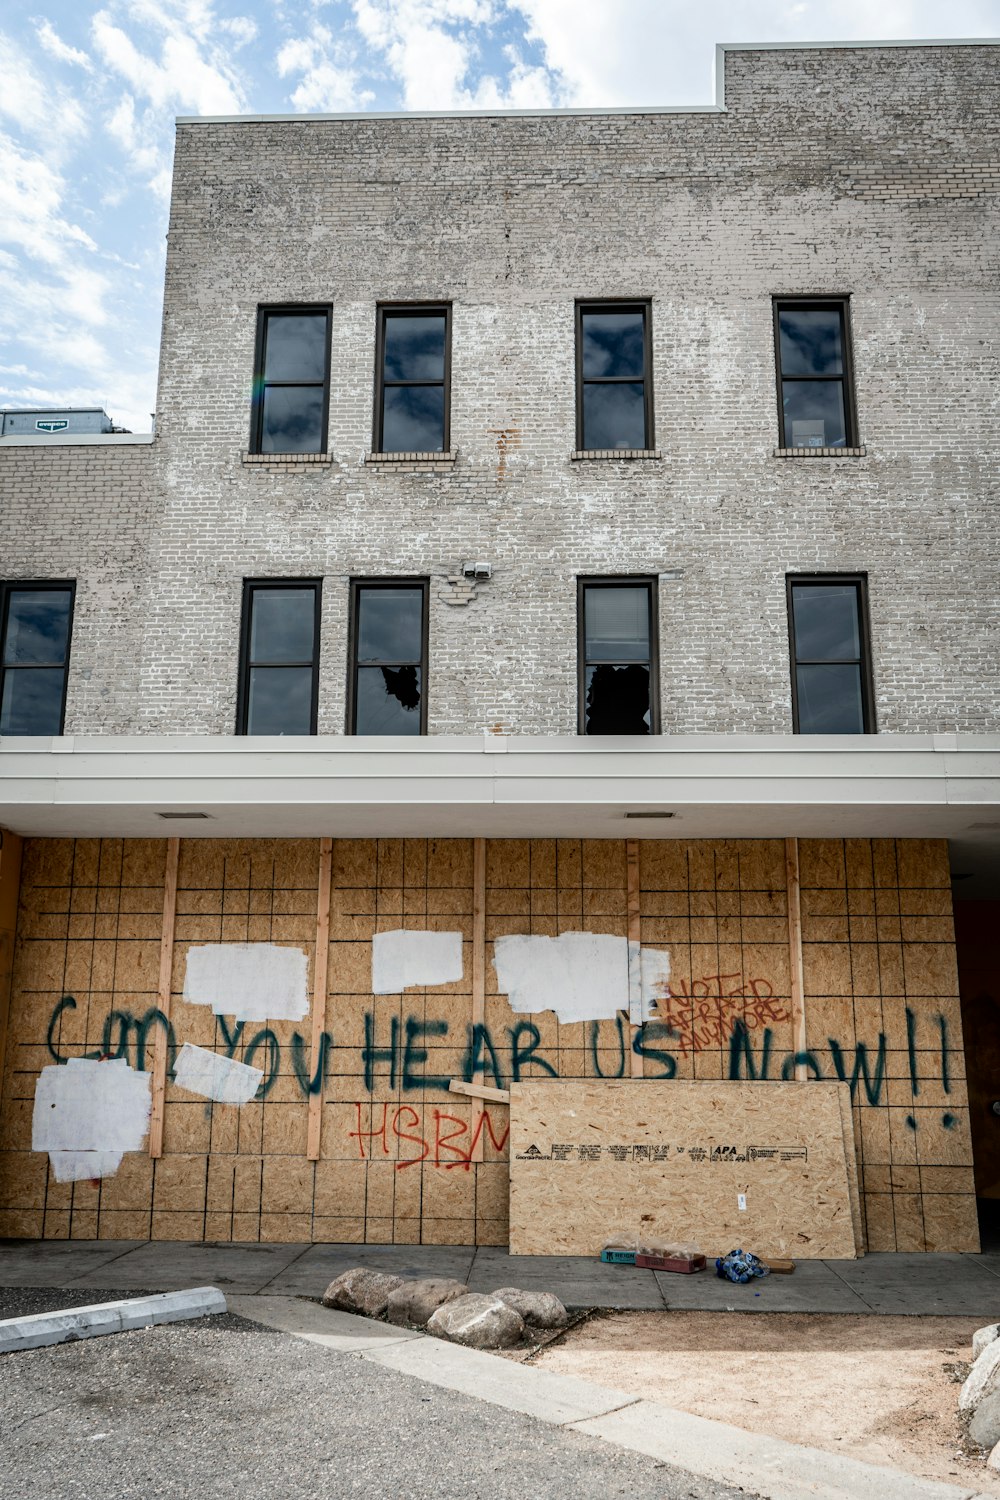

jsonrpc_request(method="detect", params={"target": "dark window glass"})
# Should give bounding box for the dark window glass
[252,308,330,454]
[774,300,856,448]
[351,582,427,735]
[788,578,873,734]
[577,303,652,451]
[238,582,320,735]
[0,584,73,735]
[579,579,657,735]
[377,308,450,453]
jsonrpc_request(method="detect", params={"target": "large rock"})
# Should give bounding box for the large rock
[386,1277,469,1328]
[426,1293,525,1349]
[974,1324,1000,1360]
[960,1340,1000,1449]
[321,1268,405,1318]
[491,1286,568,1329]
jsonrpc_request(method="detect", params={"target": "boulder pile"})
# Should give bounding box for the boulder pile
[960,1323,1000,1465]
[322,1268,568,1349]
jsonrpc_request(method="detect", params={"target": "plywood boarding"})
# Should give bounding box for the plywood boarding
[509,1079,858,1259]
[0,835,978,1250]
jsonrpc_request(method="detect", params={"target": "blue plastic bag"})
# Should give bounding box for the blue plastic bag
[715,1248,770,1283]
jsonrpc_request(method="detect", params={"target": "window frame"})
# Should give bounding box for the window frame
[373,303,452,454]
[236,578,323,736]
[786,572,876,734]
[772,296,858,450]
[0,579,75,737]
[249,304,333,456]
[577,575,660,736]
[347,577,430,735]
[575,299,654,452]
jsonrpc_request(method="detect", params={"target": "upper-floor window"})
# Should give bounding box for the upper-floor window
[773,299,857,449]
[375,306,450,453]
[578,577,658,734]
[349,580,428,734]
[787,575,874,733]
[0,582,74,735]
[251,307,331,454]
[576,301,653,451]
[237,580,321,734]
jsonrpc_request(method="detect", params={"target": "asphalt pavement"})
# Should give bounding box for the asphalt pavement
[0,1287,746,1500]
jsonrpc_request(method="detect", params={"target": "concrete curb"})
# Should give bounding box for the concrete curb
[0,1287,228,1353]
[232,1295,992,1500]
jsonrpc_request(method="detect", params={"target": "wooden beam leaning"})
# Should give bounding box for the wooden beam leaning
[785,836,808,1081]
[626,839,643,1077]
[449,1078,509,1105]
[307,837,334,1162]
[471,837,487,1160]
[149,837,180,1159]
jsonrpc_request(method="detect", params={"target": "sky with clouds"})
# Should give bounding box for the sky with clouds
[2,0,998,432]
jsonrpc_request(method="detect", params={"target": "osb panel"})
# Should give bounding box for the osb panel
[508,1080,858,1259]
[0,835,977,1251]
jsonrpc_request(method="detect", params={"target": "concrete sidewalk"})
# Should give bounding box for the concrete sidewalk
[3,1238,1000,1315]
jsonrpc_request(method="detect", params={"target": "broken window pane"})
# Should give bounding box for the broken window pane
[352,583,428,735]
[580,580,656,735]
[356,665,423,734]
[585,664,651,735]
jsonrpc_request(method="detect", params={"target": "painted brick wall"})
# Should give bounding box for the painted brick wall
[1,44,998,737]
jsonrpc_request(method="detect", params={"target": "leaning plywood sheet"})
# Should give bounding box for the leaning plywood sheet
[509,1080,858,1260]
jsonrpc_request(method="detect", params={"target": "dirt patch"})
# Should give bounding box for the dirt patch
[532,1312,996,1490]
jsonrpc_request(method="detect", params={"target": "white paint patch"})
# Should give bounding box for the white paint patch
[49,1151,126,1183]
[372,929,464,994]
[173,1043,263,1105]
[32,1057,151,1181]
[494,932,671,1025]
[183,943,309,1021]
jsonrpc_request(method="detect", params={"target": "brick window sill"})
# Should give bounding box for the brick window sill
[773,446,867,459]
[570,449,662,461]
[365,450,457,467]
[241,451,333,465]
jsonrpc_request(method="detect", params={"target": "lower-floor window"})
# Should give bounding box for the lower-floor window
[578,576,658,734]
[349,579,428,734]
[787,574,874,733]
[237,579,321,734]
[0,581,74,735]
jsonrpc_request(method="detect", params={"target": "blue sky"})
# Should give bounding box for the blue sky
[2,0,998,432]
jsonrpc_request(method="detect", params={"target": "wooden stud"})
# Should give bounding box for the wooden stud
[307,837,334,1162]
[785,836,808,1081]
[149,837,180,1159]
[627,838,643,1077]
[471,837,487,1160]
[0,830,23,1099]
[449,1078,510,1105]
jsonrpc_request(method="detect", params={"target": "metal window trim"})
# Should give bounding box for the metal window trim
[374,303,452,455]
[786,572,876,734]
[250,305,333,456]
[236,578,323,735]
[347,577,430,735]
[576,574,660,736]
[575,299,654,452]
[0,579,76,737]
[772,296,858,450]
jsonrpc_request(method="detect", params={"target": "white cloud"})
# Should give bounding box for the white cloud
[37,19,95,70]
[276,22,374,109]
[92,7,245,113]
[0,32,88,135]
[510,0,1000,107]
[348,0,562,108]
